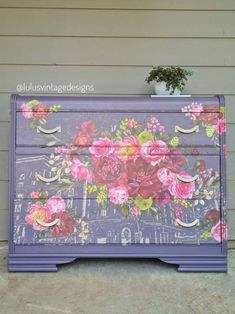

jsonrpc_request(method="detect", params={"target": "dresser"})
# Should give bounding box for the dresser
[8,95,227,272]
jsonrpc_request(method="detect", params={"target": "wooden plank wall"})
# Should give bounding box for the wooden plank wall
[0,0,234,247]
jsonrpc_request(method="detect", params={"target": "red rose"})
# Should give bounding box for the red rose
[127,157,161,198]
[154,189,171,206]
[93,156,126,185]
[195,160,206,172]
[50,211,74,238]
[33,103,49,119]
[165,149,187,170]
[204,210,220,221]
[74,131,91,147]
[200,104,219,125]
[80,120,97,136]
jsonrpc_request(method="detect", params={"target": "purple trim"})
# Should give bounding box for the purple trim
[8,95,227,272]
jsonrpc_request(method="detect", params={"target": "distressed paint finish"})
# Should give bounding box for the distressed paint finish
[9,95,227,272]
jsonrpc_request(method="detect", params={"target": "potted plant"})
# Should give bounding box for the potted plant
[145,66,193,95]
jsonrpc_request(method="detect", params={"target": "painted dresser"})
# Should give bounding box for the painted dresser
[8,95,227,272]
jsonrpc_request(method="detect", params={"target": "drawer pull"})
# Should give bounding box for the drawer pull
[35,172,60,183]
[37,125,61,134]
[176,174,199,183]
[36,218,60,227]
[175,218,199,228]
[175,125,199,134]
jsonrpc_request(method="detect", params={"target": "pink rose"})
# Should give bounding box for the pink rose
[211,221,227,242]
[108,185,129,204]
[21,103,33,119]
[70,158,91,182]
[130,207,141,216]
[116,136,140,160]
[215,117,226,135]
[46,195,66,214]
[128,119,137,128]
[30,191,40,199]
[157,168,176,186]
[80,120,97,136]
[191,102,203,114]
[89,137,115,158]
[33,103,49,119]
[140,140,169,166]
[74,131,91,147]
[25,203,51,231]
[191,102,203,119]
[168,171,195,199]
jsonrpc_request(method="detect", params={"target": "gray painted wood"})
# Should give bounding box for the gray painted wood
[0,9,235,37]
[1,37,235,66]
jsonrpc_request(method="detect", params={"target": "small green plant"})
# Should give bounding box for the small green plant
[145,66,193,94]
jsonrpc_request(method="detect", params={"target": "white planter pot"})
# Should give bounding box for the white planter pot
[154,82,181,95]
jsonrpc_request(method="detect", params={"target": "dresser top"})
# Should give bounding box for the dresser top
[11,94,224,112]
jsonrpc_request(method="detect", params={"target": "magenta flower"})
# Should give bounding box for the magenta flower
[89,137,115,158]
[21,103,33,119]
[25,203,52,231]
[211,221,227,242]
[215,117,226,134]
[108,185,129,204]
[157,168,175,186]
[46,195,66,214]
[130,206,141,216]
[168,171,195,199]
[140,140,169,166]
[70,158,91,182]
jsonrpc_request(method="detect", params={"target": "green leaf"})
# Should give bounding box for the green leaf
[200,230,212,239]
[137,130,154,144]
[60,178,73,184]
[39,118,47,125]
[46,140,57,147]
[117,204,129,217]
[134,196,153,211]
[27,99,39,108]
[29,119,37,129]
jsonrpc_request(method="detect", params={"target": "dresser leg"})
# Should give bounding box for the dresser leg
[159,256,227,273]
[8,256,76,272]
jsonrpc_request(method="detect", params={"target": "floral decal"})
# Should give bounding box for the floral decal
[25,192,88,239]
[182,103,226,147]
[22,101,227,243]
[20,99,61,146]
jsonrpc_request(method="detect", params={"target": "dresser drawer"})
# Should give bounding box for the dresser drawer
[16,111,222,149]
[13,197,221,245]
[15,153,220,201]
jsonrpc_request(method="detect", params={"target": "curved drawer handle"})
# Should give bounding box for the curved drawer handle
[37,125,61,134]
[35,172,60,183]
[176,174,199,183]
[175,218,200,228]
[36,218,60,227]
[175,125,199,134]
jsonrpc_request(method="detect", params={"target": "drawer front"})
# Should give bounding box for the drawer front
[15,154,221,200]
[13,197,222,245]
[16,110,223,149]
